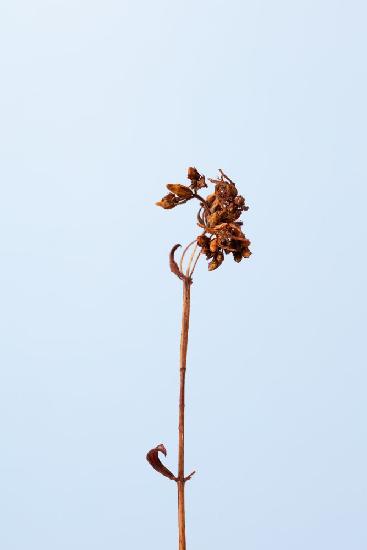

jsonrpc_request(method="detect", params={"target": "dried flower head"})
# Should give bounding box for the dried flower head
[156,167,251,273]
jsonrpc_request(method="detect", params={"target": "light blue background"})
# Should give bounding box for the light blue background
[0,1,366,548]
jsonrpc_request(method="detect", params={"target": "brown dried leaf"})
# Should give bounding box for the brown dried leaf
[146,444,177,481]
[169,244,185,280]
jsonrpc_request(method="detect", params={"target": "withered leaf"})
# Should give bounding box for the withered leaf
[169,244,185,281]
[146,444,177,481]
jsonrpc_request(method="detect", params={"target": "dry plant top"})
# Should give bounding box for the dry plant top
[156,167,251,273]
[150,167,251,550]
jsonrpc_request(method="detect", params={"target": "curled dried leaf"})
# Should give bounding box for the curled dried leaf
[169,244,185,281]
[146,444,177,481]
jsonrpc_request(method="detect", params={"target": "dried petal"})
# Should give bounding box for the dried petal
[166,184,193,199]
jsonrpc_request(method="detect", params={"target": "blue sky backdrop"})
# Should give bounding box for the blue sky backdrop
[0,1,366,548]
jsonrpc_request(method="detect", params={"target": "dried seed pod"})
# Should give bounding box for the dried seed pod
[234,195,245,207]
[233,251,243,263]
[242,249,252,258]
[206,193,216,205]
[208,250,224,270]
[208,258,219,271]
[187,166,200,181]
[210,199,221,213]
[207,211,223,227]
[228,184,238,197]
[197,235,210,248]
[209,238,219,253]
[156,193,179,209]
[215,182,228,198]
[166,184,193,199]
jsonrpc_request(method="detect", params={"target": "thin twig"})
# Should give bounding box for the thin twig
[218,168,234,184]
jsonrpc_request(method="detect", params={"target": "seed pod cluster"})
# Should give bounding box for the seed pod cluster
[156,168,251,271]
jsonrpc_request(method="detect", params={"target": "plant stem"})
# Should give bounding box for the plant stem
[178,277,191,550]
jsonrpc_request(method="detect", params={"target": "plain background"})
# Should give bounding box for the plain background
[0,1,366,548]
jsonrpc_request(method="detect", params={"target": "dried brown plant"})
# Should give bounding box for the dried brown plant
[146,167,251,550]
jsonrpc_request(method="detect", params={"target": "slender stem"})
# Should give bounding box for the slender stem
[189,249,202,277]
[186,244,198,277]
[179,240,196,275]
[178,278,191,550]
